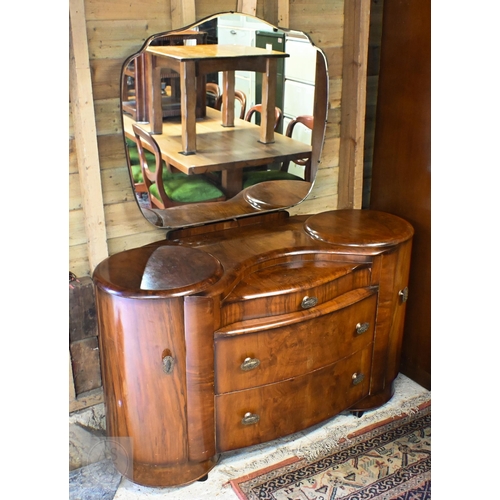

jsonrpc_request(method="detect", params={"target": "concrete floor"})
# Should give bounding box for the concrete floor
[70,373,430,500]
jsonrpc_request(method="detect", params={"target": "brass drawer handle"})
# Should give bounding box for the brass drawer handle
[241,357,260,371]
[241,412,260,425]
[301,296,318,309]
[352,372,365,386]
[399,287,409,303]
[356,322,370,335]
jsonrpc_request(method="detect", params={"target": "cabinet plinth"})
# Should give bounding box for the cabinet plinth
[93,210,413,487]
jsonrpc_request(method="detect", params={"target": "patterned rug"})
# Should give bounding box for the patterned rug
[230,402,430,500]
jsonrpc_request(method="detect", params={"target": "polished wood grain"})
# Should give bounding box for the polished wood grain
[215,346,372,452]
[95,290,221,486]
[215,290,377,393]
[220,261,372,325]
[92,209,413,487]
[304,209,414,248]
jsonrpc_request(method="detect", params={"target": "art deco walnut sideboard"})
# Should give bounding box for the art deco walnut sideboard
[92,11,414,488]
[93,208,413,487]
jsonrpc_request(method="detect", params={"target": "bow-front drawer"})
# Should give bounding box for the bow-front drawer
[215,345,372,452]
[215,288,377,393]
[220,259,371,325]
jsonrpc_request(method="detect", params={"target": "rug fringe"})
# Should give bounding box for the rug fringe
[297,391,431,461]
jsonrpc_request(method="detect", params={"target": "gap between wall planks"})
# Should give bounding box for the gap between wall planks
[69,0,109,272]
[338,0,371,209]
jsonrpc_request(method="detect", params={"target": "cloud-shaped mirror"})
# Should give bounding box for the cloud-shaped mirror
[121,12,328,229]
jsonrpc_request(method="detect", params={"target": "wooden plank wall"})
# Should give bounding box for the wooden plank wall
[69,0,370,278]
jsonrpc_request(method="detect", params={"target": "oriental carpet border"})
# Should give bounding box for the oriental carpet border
[230,401,431,500]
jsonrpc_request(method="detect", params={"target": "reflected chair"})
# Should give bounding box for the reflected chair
[280,115,314,182]
[206,82,220,109]
[126,137,176,193]
[242,115,314,189]
[215,90,247,119]
[132,124,226,209]
[244,104,282,131]
[125,138,150,193]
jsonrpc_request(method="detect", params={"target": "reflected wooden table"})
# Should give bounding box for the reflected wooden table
[123,110,312,198]
[144,44,288,153]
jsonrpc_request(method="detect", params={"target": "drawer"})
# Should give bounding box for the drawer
[215,289,377,393]
[221,260,371,326]
[215,345,372,452]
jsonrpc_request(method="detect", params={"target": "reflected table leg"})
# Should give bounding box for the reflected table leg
[221,169,243,198]
[179,60,197,154]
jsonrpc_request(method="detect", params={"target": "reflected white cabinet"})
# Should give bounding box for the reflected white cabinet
[217,14,271,110]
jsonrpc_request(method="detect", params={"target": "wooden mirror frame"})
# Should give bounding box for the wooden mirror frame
[120,12,329,230]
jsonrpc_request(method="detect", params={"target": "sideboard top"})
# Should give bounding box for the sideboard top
[93,210,413,298]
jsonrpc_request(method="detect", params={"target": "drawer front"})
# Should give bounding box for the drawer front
[215,290,377,393]
[221,261,371,325]
[215,346,372,452]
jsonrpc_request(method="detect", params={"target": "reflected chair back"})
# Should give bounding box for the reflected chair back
[131,124,226,209]
[281,115,314,181]
[245,104,282,131]
[215,90,247,119]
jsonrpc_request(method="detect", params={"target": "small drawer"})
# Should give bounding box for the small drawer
[221,259,371,326]
[215,345,372,452]
[215,289,377,393]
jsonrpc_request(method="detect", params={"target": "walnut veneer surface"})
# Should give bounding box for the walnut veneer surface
[93,209,413,487]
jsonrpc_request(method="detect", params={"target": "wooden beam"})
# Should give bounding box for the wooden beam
[338,0,371,209]
[69,0,109,272]
[237,0,257,16]
[171,0,196,30]
[278,0,289,28]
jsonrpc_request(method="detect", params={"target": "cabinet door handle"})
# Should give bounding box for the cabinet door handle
[399,287,409,303]
[356,322,370,335]
[241,357,260,371]
[301,296,318,309]
[162,355,175,374]
[352,372,365,386]
[241,412,260,425]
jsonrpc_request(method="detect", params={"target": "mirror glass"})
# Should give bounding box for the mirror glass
[121,12,329,229]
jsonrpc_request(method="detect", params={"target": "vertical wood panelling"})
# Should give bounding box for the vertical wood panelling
[70,0,109,272]
[277,0,289,28]
[171,0,196,29]
[237,0,257,16]
[338,0,371,209]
